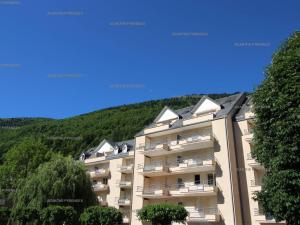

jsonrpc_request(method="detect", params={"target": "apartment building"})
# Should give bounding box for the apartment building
[81,139,135,224]
[81,93,285,225]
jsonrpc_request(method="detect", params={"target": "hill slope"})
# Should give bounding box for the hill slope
[0,93,234,161]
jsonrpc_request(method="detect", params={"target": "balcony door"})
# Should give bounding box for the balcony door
[194,174,201,185]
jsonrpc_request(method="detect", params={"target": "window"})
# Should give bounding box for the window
[176,135,181,144]
[103,178,108,185]
[194,175,201,185]
[177,156,183,165]
[207,174,214,185]
[177,178,184,188]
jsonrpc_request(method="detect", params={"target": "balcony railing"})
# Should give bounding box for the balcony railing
[118,164,133,173]
[138,157,215,177]
[137,181,217,198]
[187,207,220,222]
[117,198,131,206]
[168,181,217,196]
[140,134,214,156]
[118,181,132,188]
[168,157,215,173]
[92,183,109,191]
[89,168,109,178]
[250,179,262,187]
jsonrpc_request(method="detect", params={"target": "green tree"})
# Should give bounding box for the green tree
[0,207,11,225]
[12,156,97,224]
[0,138,54,205]
[137,203,188,225]
[252,31,300,225]
[40,205,77,225]
[79,206,122,225]
[11,207,40,225]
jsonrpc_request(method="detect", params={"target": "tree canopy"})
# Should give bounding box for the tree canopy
[252,31,300,225]
[12,155,97,223]
[79,206,123,225]
[0,138,55,206]
[137,203,188,225]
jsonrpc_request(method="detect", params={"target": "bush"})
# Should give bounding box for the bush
[11,207,40,225]
[80,206,122,225]
[137,203,188,225]
[40,205,77,225]
[0,207,11,225]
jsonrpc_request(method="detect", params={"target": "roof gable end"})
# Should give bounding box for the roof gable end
[95,139,114,153]
[191,96,221,115]
[154,106,179,123]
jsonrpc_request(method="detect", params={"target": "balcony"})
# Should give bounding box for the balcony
[118,164,133,174]
[142,134,214,157]
[97,197,108,206]
[93,183,109,192]
[244,133,254,143]
[117,198,131,206]
[168,182,217,197]
[137,186,169,199]
[247,153,264,170]
[187,207,220,223]
[250,179,262,192]
[137,163,169,177]
[118,181,132,189]
[254,208,279,223]
[89,168,110,178]
[168,158,215,175]
[137,182,217,199]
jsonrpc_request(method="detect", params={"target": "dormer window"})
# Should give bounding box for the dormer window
[191,96,221,116]
[114,146,119,155]
[153,106,179,124]
[122,144,128,153]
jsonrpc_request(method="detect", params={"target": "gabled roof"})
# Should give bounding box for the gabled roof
[191,95,221,115]
[95,139,114,152]
[153,106,180,123]
[81,139,135,160]
[135,93,245,137]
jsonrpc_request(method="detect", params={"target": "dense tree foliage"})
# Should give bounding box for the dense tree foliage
[0,207,10,225]
[11,207,40,225]
[40,205,77,225]
[252,32,300,225]
[79,206,123,225]
[12,155,97,222]
[0,94,232,161]
[137,203,188,225]
[0,139,54,206]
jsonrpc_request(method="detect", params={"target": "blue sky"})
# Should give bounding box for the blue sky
[0,0,299,119]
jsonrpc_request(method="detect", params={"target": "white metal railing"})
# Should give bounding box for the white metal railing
[93,183,108,190]
[118,181,132,187]
[188,207,219,218]
[143,133,213,152]
[90,168,109,176]
[118,164,133,172]
[118,198,131,205]
[168,156,214,168]
[137,180,216,195]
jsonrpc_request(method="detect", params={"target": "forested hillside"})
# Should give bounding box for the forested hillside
[0,93,233,162]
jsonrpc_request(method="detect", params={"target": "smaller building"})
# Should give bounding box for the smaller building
[81,139,135,224]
